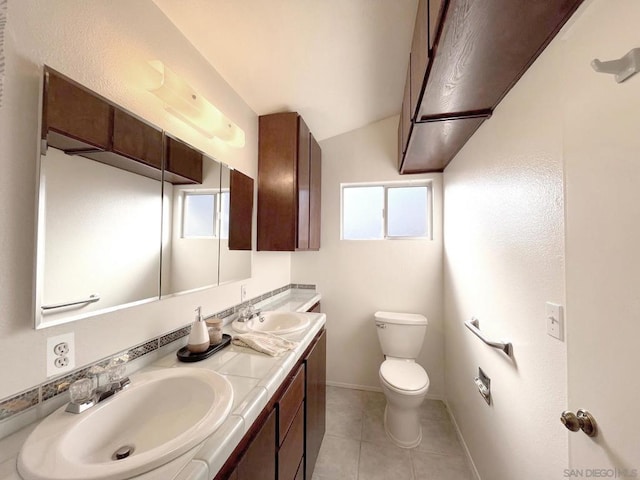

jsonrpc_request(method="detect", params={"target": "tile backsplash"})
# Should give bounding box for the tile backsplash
[0,283,316,431]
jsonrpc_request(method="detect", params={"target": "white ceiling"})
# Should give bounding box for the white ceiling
[152,0,418,141]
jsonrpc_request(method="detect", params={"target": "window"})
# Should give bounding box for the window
[182,190,229,239]
[341,182,431,240]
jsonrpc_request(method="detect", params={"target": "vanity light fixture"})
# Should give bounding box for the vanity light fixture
[147,60,245,148]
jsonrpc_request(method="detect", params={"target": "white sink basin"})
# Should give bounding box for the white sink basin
[232,311,310,335]
[18,367,233,480]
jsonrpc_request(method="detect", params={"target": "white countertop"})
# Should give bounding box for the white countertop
[0,290,323,480]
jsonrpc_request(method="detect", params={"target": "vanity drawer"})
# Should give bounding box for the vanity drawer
[278,402,304,480]
[278,364,305,444]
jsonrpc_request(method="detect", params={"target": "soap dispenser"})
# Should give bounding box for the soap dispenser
[187,306,210,353]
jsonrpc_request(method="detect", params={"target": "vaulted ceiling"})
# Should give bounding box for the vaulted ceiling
[153,0,418,141]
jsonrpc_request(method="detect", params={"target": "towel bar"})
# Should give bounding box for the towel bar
[42,294,100,311]
[464,318,512,356]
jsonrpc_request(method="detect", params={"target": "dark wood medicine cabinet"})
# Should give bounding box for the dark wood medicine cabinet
[257,112,321,252]
[41,65,253,246]
[398,0,585,174]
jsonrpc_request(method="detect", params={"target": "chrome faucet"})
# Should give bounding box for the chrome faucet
[65,362,130,414]
[237,304,261,323]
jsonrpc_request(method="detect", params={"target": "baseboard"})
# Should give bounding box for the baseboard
[444,399,482,480]
[325,380,445,401]
[326,380,382,392]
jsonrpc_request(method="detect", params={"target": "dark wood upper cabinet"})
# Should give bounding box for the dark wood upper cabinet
[410,0,429,120]
[297,117,311,250]
[112,108,163,170]
[258,112,322,251]
[309,133,322,251]
[418,0,583,118]
[164,135,203,185]
[399,0,584,173]
[399,62,412,166]
[42,66,205,185]
[402,116,486,173]
[43,67,111,153]
[229,169,254,251]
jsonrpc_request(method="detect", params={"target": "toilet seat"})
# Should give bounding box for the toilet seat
[379,359,429,394]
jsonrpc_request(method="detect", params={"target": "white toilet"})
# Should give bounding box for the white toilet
[375,311,430,448]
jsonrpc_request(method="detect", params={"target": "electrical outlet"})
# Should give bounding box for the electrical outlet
[240,284,247,302]
[54,356,69,368]
[47,333,75,377]
[53,342,69,356]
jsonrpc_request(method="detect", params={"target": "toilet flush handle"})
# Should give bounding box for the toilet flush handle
[376,322,386,329]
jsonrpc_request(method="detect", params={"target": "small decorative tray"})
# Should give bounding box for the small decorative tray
[176,334,232,362]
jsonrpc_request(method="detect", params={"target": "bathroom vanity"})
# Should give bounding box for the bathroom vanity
[0,290,325,480]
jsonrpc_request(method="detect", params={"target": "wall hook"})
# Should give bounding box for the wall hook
[591,48,640,83]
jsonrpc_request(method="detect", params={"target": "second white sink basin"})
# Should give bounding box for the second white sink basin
[18,367,233,480]
[232,311,310,335]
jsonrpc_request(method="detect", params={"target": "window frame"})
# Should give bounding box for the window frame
[340,180,432,241]
[181,189,226,239]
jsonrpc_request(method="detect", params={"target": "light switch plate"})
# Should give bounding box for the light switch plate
[546,302,564,341]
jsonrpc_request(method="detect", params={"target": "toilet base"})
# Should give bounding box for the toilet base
[383,404,422,449]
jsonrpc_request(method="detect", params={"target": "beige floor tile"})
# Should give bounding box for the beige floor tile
[413,416,463,457]
[419,399,449,422]
[411,451,473,480]
[313,435,360,480]
[361,408,388,445]
[358,441,415,480]
[326,402,363,440]
[327,385,366,409]
[362,390,386,413]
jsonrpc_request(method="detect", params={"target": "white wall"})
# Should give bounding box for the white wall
[0,0,290,401]
[443,21,567,480]
[291,116,444,397]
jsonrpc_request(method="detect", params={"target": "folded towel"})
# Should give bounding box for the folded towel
[232,332,298,356]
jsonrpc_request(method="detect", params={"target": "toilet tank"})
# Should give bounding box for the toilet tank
[374,311,428,359]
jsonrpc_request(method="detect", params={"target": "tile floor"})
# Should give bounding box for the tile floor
[311,386,474,480]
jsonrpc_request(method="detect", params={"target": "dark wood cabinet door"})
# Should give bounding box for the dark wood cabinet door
[399,63,412,169]
[418,0,582,118]
[278,365,305,445]
[164,136,203,184]
[428,0,444,50]
[296,117,311,250]
[112,108,163,169]
[278,403,304,480]
[402,116,486,173]
[258,112,321,251]
[258,112,298,251]
[308,133,321,251]
[237,409,276,480]
[43,67,111,151]
[229,169,254,251]
[305,329,327,480]
[410,0,429,120]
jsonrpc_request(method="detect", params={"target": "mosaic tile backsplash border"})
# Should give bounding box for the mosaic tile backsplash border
[0,283,315,423]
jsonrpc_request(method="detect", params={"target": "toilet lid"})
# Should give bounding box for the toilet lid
[380,359,429,392]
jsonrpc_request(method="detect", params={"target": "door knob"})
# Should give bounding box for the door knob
[560,409,597,437]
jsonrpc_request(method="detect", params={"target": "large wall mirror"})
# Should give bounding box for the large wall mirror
[34,67,252,329]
